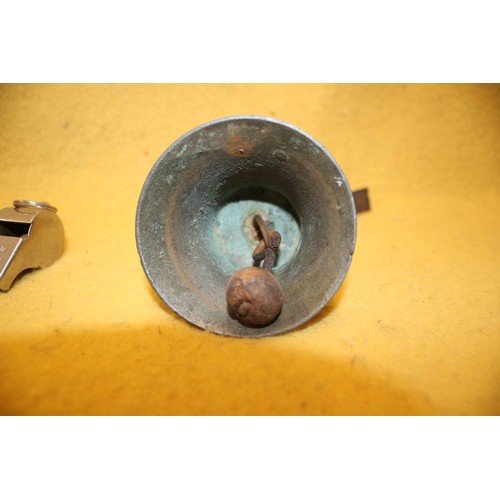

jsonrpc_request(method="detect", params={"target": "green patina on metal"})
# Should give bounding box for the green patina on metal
[212,195,301,275]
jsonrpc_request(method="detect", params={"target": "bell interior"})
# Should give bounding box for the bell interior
[136,117,356,337]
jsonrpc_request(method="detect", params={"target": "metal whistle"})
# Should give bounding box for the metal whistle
[0,200,64,291]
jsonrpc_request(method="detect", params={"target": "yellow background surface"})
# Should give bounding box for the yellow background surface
[0,84,499,415]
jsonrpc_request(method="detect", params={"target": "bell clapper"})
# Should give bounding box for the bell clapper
[252,214,281,271]
[226,215,284,327]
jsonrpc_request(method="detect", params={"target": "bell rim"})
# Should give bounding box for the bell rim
[136,115,357,337]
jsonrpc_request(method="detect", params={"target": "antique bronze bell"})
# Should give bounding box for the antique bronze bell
[136,116,356,338]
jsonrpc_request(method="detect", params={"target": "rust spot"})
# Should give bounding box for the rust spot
[226,267,283,327]
[225,135,252,157]
[353,188,370,213]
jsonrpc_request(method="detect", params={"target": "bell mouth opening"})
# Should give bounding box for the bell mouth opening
[136,116,356,337]
[211,185,301,275]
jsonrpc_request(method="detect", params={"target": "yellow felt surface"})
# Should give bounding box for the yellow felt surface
[0,84,499,415]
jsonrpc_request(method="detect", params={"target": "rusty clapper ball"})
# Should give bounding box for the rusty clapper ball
[227,267,283,327]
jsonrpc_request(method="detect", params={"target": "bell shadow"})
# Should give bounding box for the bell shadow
[1,274,473,415]
[0,309,448,416]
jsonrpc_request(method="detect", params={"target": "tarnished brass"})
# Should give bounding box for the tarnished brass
[136,116,356,337]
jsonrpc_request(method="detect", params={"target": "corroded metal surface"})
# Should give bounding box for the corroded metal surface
[135,116,356,337]
[226,267,283,327]
[353,188,370,213]
[251,214,281,271]
[226,214,283,327]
